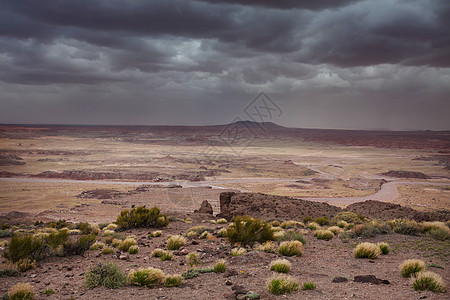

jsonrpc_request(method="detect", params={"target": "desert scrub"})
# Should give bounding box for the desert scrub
[167,235,186,250]
[186,226,210,236]
[354,242,381,259]
[42,289,55,295]
[313,229,334,241]
[6,234,45,262]
[280,220,300,229]
[128,267,164,288]
[76,222,99,235]
[388,219,423,236]
[0,239,8,247]
[270,259,291,273]
[314,216,330,226]
[378,242,389,254]
[226,216,274,247]
[231,247,247,256]
[186,253,201,267]
[332,211,364,224]
[328,226,344,235]
[213,262,227,273]
[428,228,449,241]
[218,228,228,237]
[8,283,34,300]
[89,242,105,251]
[278,241,303,257]
[104,223,118,231]
[216,218,227,224]
[15,258,36,272]
[200,231,213,239]
[0,268,20,277]
[255,241,276,253]
[411,271,446,292]
[399,259,425,278]
[128,245,139,254]
[149,230,162,238]
[267,274,299,295]
[101,247,114,255]
[271,220,281,227]
[307,222,320,231]
[350,222,390,238]
[302,281,317,290]
[151,248,166,258]
[337,220,349,228]
[84,262,126,289]
[160,251,174,261]
[276,230,307,244]
[117,237,137,252]
[164,274,183,287]
[111,238,122,247]
[116,206,169,230]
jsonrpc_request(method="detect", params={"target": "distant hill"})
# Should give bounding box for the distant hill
[218,120,288,132]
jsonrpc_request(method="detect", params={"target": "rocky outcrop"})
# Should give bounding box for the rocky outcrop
[194,200,213,214]
[381,170,430,179]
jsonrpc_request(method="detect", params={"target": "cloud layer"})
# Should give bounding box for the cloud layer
[0,0,449,129]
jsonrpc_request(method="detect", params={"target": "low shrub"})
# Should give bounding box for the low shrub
[65,234,97,255]
[128,245,139,254]
[270,259,291,273]
[328,226,344,235]
[216,218,227,224]
[149,230,162,238]
[267,274,299,295]
[6,234,45,262]
[117,237,137,252]
[128,267,164,288]
[42,289,55,295]
[313,229,334,241]
[89,242,105,251]
[213,262,227,273]
[388,219,423,236]
[354,242,381,259]
[255,241,276,253]
[7,283,34,300]
[314,216,330,226]
[16,258,36,272]
[218,228,228,237]
[76,222,98,235]
[350,222,390,238]
[116,206,169,230]
[226,216,274,247]
[104,223,118,231]
[182,269,199,279]
[164,274,183,287]
[151,248,166,258]
[167,235,186,250]
[47,219,68,229]
[200,231,213,239]
[276,230,307,244]
[303,216,312,224]
[332,211,364,224]
[412,271,446,292]
[302,281,317,290]
[400,259,425,278]
[278,241,303,257]
[160,251,174,261]
[186,253,201,267]
[186,226,210,236]
[231,247,246,256]
[84,262,126,289]
[280,221,299,229]
[0,230,13,238]
[307,222,320,230]
[101,247,114,255]
[0,268,20,277]
[378,242,389,254]
[428,228,449,241]
[337,220,348,228]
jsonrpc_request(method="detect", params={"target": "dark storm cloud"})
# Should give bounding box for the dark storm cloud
[0,0,449,129]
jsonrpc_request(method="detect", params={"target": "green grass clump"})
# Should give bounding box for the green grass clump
[399,259,425,278]
[428,228,449,241]
[84,262,126,289]
[6,234,45,262]
[117,237,137,252]
[267,274,299,295]
[128,267,164,288]
[388,219,423,236]
[313,229,334,241]
[213,262,227,273]
[412,271,446,292]
[8,283,35,300]
[164,274,183,287]
[15,258,36,272]
[216,218,228,224]
[278,241,303,257]
[167,235,186,250]
[160,251,174,261]
[151,248,166,258]
[255,241,276,253]
[276,230,306,244]
[187,252,201,267]
[302,281,317,290]
[101,247,114,255]
[354,242,381,259]
[42,289,55,295]
[270,259,291,273]
[231,247,246,256]
[149,230,162,238]
[314,216,329,226]
[377,242,389,254]
[218,228,228,237]
[307,222,320,230]
[128,245,139,254]
[181,269,199,279]
[89,242,105,251]
[226,216,274,247]
[116,206,169,230]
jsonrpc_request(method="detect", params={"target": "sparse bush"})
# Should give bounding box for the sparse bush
[227,216,274,247]
[76,222,98,235]
[231,247,246,256]
[187,253,201,267]
[89,242,105,251]
[218,228,228,237]
[354,242,381,259]
[186,226,210,236]
[412,271,446,292]
[8,283,34,300]
[65,233,97,255]
[332,211,364,224]
[328,226,344,235]
[213,262,227,273]
[350,221,390,238]
[0,230,13,238]
[337,220,348,228]
[271,220,281,227]
[217,218,227,224]
[422,221,448,232]
[278,241,303,257]
[6,234,45,263]
[182,269,199,279]
[280,221,299,229]
[270,259,291,273]
[388,219,423,236]
[84,262,126,289]
[164,274,183,287]
[128,245,139,254]
[0,268,20,277]
[47,219,68,229]
[267,274,299,295]
[378,242,389,254]
[303,216,312,224]
[116,206,169,230]
[128,267,164,288]
[160,251,174,261]
[276,230,306,244]
[42,289,55,295]
[307,222,320,231]
[104,223,118,231]
[149,230,162,238]
[101,247,114,255]
[118,237,137,252]
[151,248,166,258]
[167,235,186,250]
[428,228,449,241]
[313,229,334,241]
[400,259,425,278]
[255,241,276,253]
[314,216,329,226]
[302,281,317,290]
[16,258,36,272]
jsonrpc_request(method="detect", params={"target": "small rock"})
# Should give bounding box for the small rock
[191,240,199,245]
[232,285,248,295]
[119,254,129,260]
[30,274,37,278]
[180,249,189,255]
[225,280,232,286]
[332,277,348,283]
[354,275,389,285]
[144,256,149,261]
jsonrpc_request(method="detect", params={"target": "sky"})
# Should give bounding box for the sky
[0,0,449,130]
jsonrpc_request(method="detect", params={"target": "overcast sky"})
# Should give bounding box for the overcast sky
[0,0,449,130]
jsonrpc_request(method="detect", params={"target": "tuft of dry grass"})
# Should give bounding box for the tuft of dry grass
[377,242,389,254]
[270,259,291,273]
[411,271,446,292]
[167,235,186,250]
[354,242,381,259]
[8,283,34,300]
[128,267,164,288]
[267,274,299,295]
[278,241,303,257]
[399,259,425,278]
[164,274,183,287]
[231,247,247,256]
[328,226,344,235]
[255,241,276,253]
[313,229,334,240]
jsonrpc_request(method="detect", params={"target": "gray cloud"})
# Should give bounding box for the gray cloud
[0,0,449,129]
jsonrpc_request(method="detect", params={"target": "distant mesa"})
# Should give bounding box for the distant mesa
[222,120,287,131]
[381,170,430,179]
